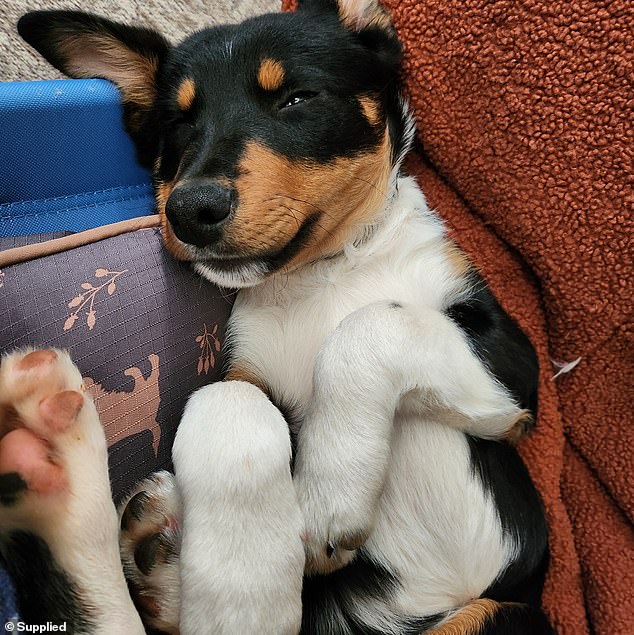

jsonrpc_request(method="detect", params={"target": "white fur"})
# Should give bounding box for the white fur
[220,176,519,621]
[294,299,522,571]
[172,381,305,635]
[195,259,269,289]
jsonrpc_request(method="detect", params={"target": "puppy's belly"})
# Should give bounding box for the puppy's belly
[366,415,514,616]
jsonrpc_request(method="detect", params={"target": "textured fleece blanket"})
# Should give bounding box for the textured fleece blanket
[281,2,634,634]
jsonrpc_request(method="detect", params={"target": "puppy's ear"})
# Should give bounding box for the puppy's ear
[298,0,392,33]
[18,10,170,167]
[335,0,393,32]
[18,11,169,108]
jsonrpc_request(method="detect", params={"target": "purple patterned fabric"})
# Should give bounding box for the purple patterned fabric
[0,226,234,499]
[0,225,234,622]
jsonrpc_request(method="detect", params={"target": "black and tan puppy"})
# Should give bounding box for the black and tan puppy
[1,1,551,633]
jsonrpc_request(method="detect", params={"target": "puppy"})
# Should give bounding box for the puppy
[1,1,552,633]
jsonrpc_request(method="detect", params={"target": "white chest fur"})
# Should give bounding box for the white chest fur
[227,177,468,415]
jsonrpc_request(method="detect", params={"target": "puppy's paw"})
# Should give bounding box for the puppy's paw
[0,348,109,532]
[118,470,182,635]
[295,473,373,574]
[0,348,147,634]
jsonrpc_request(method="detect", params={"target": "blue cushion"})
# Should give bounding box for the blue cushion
[0,79,155,237]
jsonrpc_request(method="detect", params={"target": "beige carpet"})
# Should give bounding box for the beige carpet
[1,0,280,81]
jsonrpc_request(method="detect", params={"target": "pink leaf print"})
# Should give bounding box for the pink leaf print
[64,269,127,332]
[195,323,221,375]
[64,315,78,331]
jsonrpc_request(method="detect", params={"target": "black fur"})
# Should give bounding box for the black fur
[120,490,151,531]
[468,437,549,606]
[480,602,555,635]
[17,7,407,188]
[0,531,95,631]
[0,472,27,507]
[445,272,549,609]
[149,8,406,237]
[445,270,539,417]
[301,549,442,635]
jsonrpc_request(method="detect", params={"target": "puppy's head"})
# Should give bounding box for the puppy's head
[19,1,413,287]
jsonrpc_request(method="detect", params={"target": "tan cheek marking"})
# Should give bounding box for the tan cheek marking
[428,599,501,635]
[176,78,196,111]
[359,96,381,126]
[226,128,392,268]
[224,364,270,396]
[257,58,285,92]
[155,180,190,261]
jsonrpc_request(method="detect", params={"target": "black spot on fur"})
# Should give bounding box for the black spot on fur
[0,531,95,630]
[134,533,161,575]
[445,270,539,418]
[301,550,443,634]
[133,531,179,577]
[389,302,402,309]
[0,473,27,507]
[120,490,151,531]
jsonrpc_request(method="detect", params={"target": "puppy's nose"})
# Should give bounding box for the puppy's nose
[165,181,234,247]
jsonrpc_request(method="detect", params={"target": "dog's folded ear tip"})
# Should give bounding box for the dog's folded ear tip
[17,11,39,37]
[17,10,75,45]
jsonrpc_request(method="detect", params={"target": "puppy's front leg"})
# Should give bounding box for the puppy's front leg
[295,301,527,573]
[172,381,304,635]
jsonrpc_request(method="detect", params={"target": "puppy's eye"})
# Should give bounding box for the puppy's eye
[279,91,318,110]
[173,112,195,127]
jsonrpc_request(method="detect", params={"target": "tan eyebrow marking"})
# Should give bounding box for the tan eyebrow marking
[176,78,196,111]
[257,58,285,92]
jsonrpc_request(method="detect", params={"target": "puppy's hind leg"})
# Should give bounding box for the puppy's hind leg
[172,381,305,635]
[295,301,528,573]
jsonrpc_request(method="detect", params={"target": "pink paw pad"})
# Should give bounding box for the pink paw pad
[16,349,58,373]
[0,427,66,496]
[39,390,84,433]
